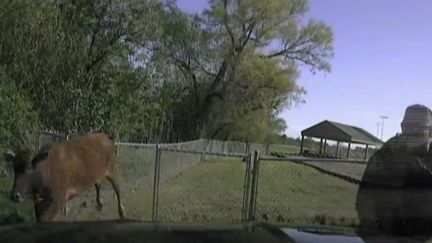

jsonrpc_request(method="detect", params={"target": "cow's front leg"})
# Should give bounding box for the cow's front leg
[35,197,64,222]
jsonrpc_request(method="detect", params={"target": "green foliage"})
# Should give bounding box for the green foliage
[0,0,88,134]
[0,0,164,139]
[0,70,39,152]
[208,52,301,142]
[0,0,333,143]
[102,69,162,141]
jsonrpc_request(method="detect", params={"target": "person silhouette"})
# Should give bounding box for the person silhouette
[356,104,432,241]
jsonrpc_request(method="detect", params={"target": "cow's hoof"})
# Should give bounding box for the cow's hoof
[96,203,103,211]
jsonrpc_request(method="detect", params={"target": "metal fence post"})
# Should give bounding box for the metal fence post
[115,135,120,159]
[241,152,252,221]
[152,144,161,221]
[245,143,250,154]
[248,150,260,221]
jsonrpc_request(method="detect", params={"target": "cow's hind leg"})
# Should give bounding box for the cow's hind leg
[106,174,125,219]
[95,183,103,211]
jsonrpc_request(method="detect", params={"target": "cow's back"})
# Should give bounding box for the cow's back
[40,133,117,196]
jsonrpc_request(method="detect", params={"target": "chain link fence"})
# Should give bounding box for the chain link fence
[255,157,362,227]
[62,139,257,222]
[2,131,375,227]
[38,131,66,148]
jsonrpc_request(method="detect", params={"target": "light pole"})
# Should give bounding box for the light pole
[379,115,389,140]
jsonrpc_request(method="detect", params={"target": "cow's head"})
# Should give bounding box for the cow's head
[3,147,49,202]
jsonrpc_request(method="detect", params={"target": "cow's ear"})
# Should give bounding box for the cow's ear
[31,151,48,169]
[3,150,15,162]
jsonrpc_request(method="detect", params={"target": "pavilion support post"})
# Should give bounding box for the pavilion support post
[336,141,340,158]
[323,139,327,155]
[364,144,369,160]
[319,138,323,154]
[347,142,351,159]
[300,135,304,155]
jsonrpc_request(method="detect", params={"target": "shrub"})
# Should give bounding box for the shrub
[0,71,39,172]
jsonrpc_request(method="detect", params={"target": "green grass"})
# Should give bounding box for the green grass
[157,159,246,223]
[269,144,300,154]
[0,157,359,227]
[256,160,358,226]
[0,177,33,224]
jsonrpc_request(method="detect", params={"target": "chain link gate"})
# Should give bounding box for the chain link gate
[150,145,256,223]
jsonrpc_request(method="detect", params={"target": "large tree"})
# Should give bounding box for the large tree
[153,0,333,141]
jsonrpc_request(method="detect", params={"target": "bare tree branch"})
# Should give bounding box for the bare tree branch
[222,0,236,48]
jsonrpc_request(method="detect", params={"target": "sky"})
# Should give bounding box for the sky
[176,0,432,141]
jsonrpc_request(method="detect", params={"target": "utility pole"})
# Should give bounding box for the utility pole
[379,115,389,140]
[376,123,381,137]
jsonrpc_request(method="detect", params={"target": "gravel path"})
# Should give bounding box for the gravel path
[296,160,367,184]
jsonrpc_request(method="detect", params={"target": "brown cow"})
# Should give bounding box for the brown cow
[4,133,125,222]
